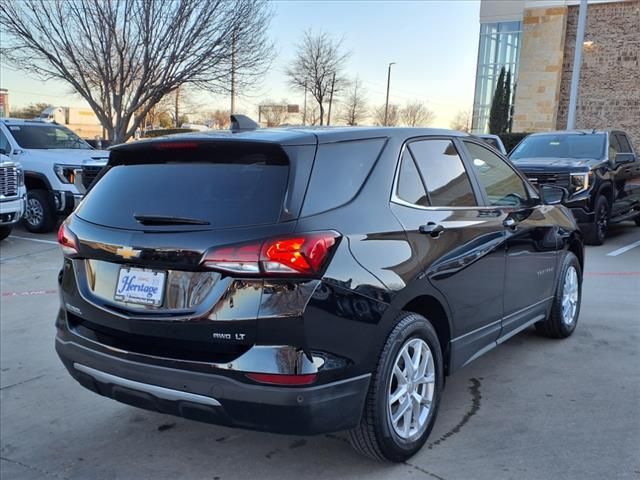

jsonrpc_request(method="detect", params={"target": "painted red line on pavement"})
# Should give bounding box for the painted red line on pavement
[585,272,640,276]
[1,289,57,297]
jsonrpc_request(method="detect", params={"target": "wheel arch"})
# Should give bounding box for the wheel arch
[400,295,452,375]
[24,172,52,192]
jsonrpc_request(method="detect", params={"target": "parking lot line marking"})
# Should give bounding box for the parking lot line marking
[606,240,640,257]
[1,289,57,297]
[8,235,58,245]
[585,272,640,276]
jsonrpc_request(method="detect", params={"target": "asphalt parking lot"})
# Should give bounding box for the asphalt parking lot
[1,222,639,480]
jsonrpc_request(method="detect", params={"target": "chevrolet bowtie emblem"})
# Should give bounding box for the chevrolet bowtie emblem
[115,246,142,259]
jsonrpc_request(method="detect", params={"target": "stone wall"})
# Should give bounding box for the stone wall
[556,0,640,147]
[512,6,568,132]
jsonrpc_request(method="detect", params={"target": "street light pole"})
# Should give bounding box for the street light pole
[567,0,588,129]
[384,62,396,126]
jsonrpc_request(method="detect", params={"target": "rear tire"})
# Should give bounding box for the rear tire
[535,252,582,339]
[634,215,640,227]
[349,312,444,462]
[23,189,56,233]
[0,225,12,241]
[583,195,609,245]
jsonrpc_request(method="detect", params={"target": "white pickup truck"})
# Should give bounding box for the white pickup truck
[0,118,109,233]
[0,153,26,240]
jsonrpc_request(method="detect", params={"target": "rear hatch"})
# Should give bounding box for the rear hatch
[64,138,317,362]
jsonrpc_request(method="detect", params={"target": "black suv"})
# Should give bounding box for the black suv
[510,130,640,245]
[56,127,584,462]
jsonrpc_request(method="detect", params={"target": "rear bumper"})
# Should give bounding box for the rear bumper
[55,335,370,435]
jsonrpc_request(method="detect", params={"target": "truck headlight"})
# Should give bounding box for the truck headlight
[54,164,81,184]
[570,172,592,194]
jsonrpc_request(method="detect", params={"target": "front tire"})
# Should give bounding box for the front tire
[535,252,582,338]
[23,189,56,233]
[349,312,444,462]
[583,195,609,245]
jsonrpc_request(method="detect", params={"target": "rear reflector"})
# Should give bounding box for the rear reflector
[57,223,79,256]
[246,373,317,386]
[202,231,339,277]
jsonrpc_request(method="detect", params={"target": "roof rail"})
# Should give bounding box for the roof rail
[230,114,259,133]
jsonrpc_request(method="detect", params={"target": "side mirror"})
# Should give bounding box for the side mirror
[615,152,636,165]
[539,185,568,205]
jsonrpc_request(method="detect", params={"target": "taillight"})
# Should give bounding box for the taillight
[57,223,79,256]
[246,372,317,386]
[202,231,339,277]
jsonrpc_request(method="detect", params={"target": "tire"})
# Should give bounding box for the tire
[535,252,582,339]
[583,195,609,245]
[23,189,56,233]
[349,312,444,462]
[0,225,12,241]
[635,215,640,227]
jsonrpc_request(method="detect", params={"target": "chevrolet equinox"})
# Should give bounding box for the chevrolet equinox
[56,127,584,462]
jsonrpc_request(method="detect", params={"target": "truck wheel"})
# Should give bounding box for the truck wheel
[535,252,582,339]
[583,195,609,245]
[349,312,443,462]
[635,215,640,227]
[23,190,56,233]
[0,225,12,241]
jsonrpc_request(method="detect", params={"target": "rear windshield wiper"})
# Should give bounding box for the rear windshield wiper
[134,214,210,226]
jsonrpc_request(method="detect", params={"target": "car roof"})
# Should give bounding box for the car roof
[527,129,610,137]
[1,118,51,125]
[114,127,471,151]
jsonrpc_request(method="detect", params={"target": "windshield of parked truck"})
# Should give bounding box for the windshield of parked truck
[7,124,92,150]
[510,133,606,160]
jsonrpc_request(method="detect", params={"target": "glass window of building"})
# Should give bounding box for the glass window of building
[471,21,521,134]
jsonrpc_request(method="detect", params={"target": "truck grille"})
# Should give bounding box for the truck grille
[82,165,104,190]
[523,171,570,189]
[0,165,19,198]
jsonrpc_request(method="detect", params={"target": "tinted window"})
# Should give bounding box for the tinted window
[0,130,10,154]
[608,134,620,158]
[510,134,605,160]
[464,141,529,206]
[408,139,476,207]
[396,149,429,207]
[302,138,386,216]
[77,161,289,230]
[7,124,92,150]
[616,134,632,153]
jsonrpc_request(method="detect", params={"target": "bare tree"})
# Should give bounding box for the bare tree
[10,102,51,119]
[0,0,273,143]
[450,109,472,132]
[286,30,349,126]
[401,101,435,127]
[339,77,368,126]
[304,104,322,126]
[259,100,290,127]
[373,104,399,126]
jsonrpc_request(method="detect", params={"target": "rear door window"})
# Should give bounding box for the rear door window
[615,134,632,153]
[396,149,429,207]
[77,146,290,230]
[408,139,477,207]
[301,138,386,216]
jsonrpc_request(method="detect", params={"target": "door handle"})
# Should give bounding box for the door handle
[503,217,518,230]
[419,222,445,238]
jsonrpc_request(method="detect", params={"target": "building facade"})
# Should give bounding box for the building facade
[472,0,640,146]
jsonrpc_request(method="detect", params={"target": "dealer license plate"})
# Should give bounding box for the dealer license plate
[114,267,166,307]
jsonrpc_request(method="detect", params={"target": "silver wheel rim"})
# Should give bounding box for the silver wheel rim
[562,266,579,326]
[25,198,44,227]
[387,338,435,441]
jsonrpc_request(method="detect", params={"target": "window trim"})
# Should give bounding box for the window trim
[458,137,539,207]
[390,136,488,211]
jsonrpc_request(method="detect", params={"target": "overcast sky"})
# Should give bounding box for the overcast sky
[0,0,481,128]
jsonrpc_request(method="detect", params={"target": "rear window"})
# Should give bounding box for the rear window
[77,150,289,230]
[301,138,386,217]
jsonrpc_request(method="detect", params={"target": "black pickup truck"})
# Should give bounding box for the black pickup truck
[510,130,640,245]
